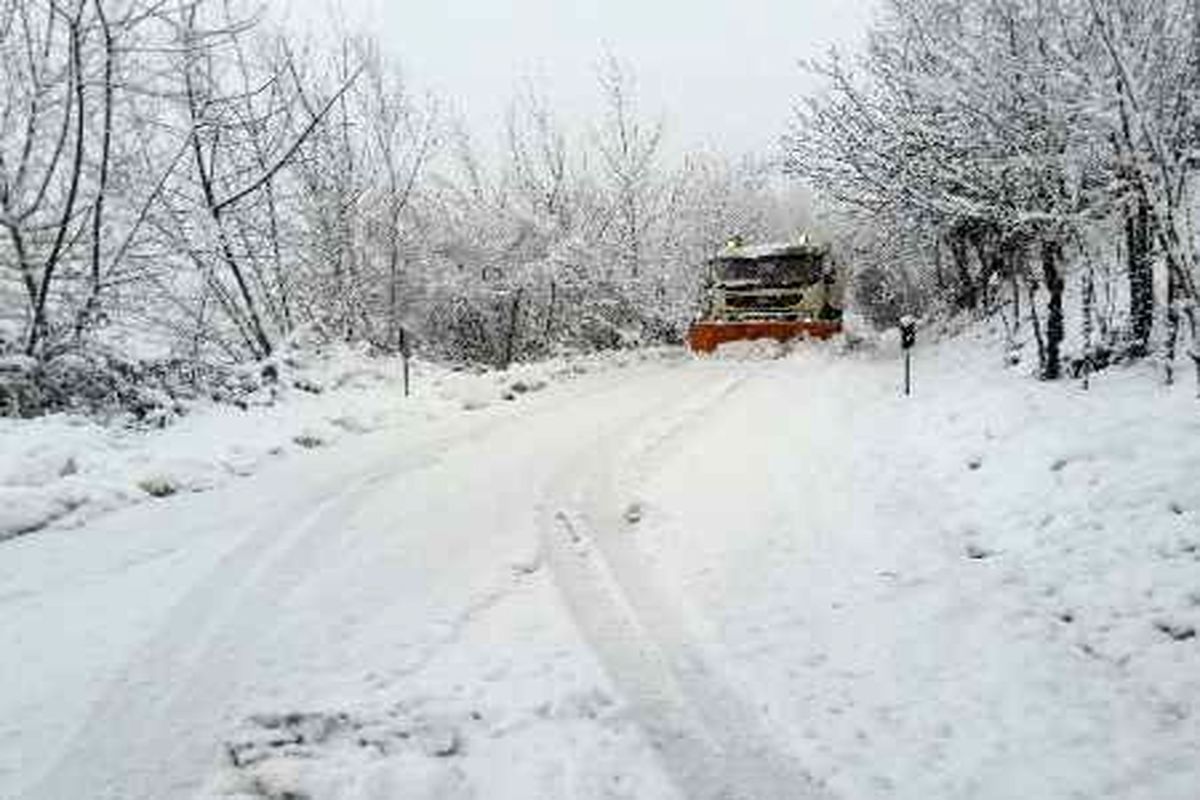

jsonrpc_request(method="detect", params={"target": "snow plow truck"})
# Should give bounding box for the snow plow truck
[687,237,845,354]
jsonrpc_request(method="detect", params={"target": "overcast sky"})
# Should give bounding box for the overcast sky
[279,0,878,158]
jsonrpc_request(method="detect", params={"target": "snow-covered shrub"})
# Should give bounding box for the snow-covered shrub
[0,347,178,421]
[852,264,924,330]
[137,477,179,498]
[0,343,277,423]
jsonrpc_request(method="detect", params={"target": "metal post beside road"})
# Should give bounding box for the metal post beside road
[899,315,917,396]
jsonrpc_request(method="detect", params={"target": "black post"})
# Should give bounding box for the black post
[545,279,557,339]
[399,326,411,398]
[900,315,917,396]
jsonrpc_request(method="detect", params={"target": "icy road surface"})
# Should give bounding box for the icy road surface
[3,340,1199,799]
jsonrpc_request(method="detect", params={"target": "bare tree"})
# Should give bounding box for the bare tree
[594,53,664,283]
[168,1,361,359]
[0,0,89,357]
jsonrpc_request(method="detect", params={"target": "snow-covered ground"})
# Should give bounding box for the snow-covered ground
[0,344,670,542]
[2,329,1197,800]
[637,333,1200,799]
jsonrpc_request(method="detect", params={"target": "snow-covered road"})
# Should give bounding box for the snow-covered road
[541,366,832,800]
[4,340,1199,800]
[6,356,789,800]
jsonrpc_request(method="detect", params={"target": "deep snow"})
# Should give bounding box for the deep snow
[2,329,1197,800]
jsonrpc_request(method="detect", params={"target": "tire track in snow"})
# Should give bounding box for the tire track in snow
[27,397,571,800]
[25,443,450,800]
[24,360,699,800]
[540,363,836,800]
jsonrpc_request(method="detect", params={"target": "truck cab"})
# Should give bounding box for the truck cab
[688,238,844,353]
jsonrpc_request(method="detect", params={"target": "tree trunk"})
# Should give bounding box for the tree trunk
[1126,197,1154,356]
[544,280,557,340]
[26,13,87,357]
[1041,240,1064,380]
[502,287,523,369]
[80,0,114,340]
[951,234,976,310]
[1185,305,1200,398]
[1081,268,1095,390]
[1010,246,1021,333]
[1027,273,1047,374]
[933,236,945,292]
[1164,273,1180,385]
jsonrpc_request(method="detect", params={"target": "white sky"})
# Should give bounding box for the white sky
[278,0,878,158]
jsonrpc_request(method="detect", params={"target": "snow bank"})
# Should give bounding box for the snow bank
[710,338,790,360]
[0,346,682,542]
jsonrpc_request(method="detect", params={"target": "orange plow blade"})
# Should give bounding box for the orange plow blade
[687,320,841,354]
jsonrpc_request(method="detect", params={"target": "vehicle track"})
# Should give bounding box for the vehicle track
[25,433,463,800]
[22,360,704,800]
[540,362,835,800]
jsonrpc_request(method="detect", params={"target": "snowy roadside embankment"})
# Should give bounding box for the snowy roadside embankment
[633,330,1200,799]
[0,345,677,542]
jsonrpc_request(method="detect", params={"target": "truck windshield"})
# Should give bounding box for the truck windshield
[716,255,823,285]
